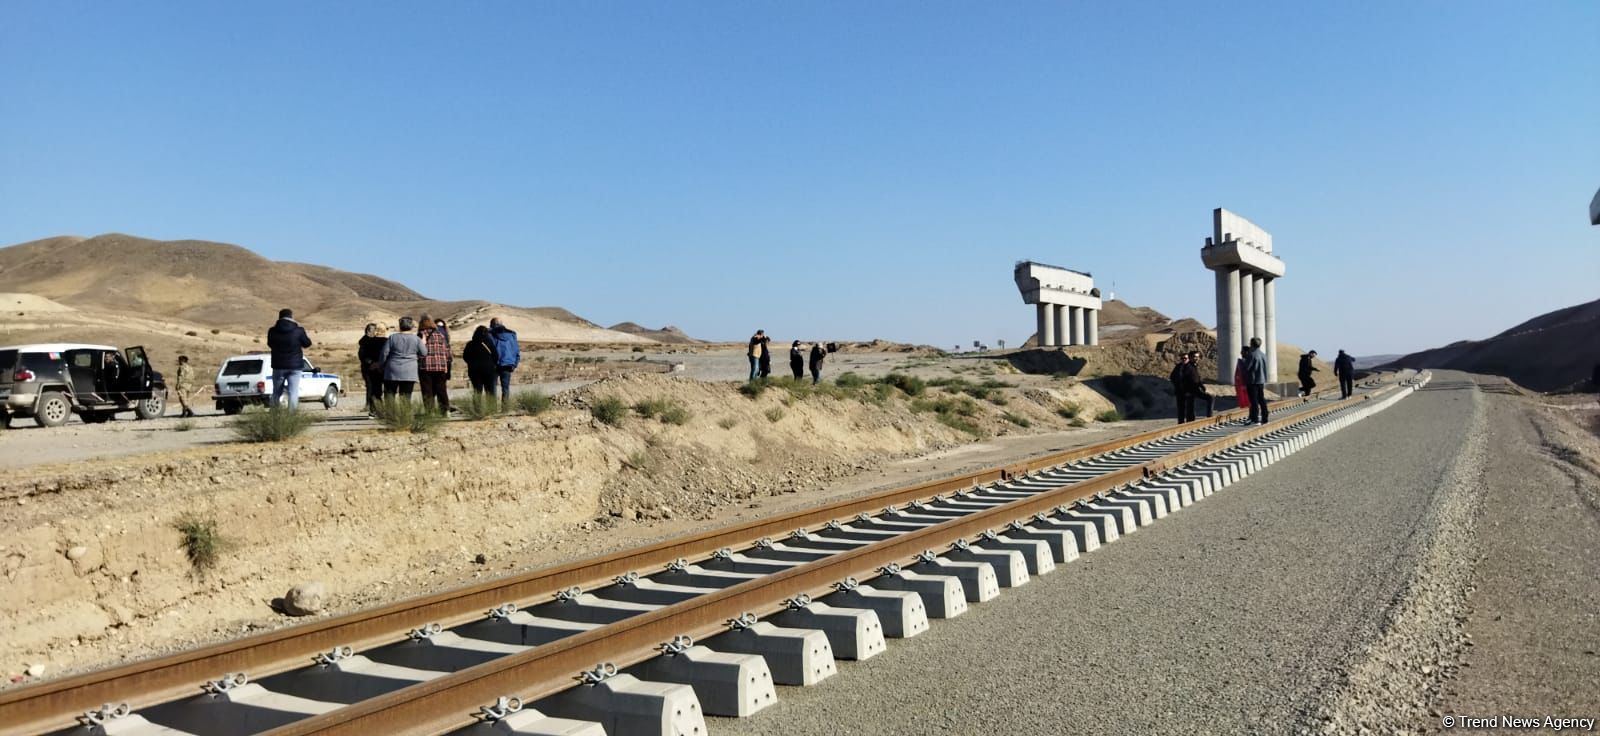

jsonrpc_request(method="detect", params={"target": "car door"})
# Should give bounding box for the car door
[122,346,151,397]
[300,358,330,396]
[63,349,101,400]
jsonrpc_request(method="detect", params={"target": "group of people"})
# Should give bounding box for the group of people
[267,308,523,415]
[355,316,522,414]
[1173,341,1360,426]
[748,329,830,384]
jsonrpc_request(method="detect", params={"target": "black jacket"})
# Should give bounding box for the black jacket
[1334,353,1355,377]
[358,335,385,370]
[267,318,312,370]
[1180,362,1206,394]
[463,338,499,374]
[1298,354,1318,378]
[1169,363,1187,390]
[809,345,825,369]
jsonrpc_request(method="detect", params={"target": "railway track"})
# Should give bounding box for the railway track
[2,372,1427,736]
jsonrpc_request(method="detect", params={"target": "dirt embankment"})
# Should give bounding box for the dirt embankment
[0,372,1102,682]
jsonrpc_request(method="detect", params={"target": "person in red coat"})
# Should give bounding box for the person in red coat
[1233,347,1251,414]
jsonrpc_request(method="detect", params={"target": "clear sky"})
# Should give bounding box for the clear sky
[2,1,1595,354]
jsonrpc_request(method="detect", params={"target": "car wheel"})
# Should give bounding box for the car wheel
[323,386,339,409]
[136,392,166,420]
[34,392,72,427]
[221,401,243,416]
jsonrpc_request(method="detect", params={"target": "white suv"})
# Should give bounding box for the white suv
[213,354,342,414]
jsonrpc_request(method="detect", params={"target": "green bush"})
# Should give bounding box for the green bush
[659,405,691,425]
[1056,401,1081,419]
[834,372,869,388]
[373,397,444,433]
[514,390,552,415]
[458,393,501,420]
[716,417,738,430]
[879,373,927,396]
[231,406,316,443]
[764,407,785,423]
[1002,412,1031,427]
[1069,417,1087,428]
[633,397,673,418]
[1095,408,1124,423]
[591,396,627,425]
[174,514,227,571]
[738,380,769,398]
[937,413,983,436]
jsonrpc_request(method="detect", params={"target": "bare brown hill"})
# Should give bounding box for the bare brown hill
[0,234,674,345]
[1379,298,1600,392]
[608,322,704,344]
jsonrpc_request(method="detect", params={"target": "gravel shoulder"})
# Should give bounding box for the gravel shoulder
[1431,391,1600,724]
[713,371,1488,736]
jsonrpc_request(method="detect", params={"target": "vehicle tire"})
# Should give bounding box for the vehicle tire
[136,392,166,420]
[221,401,243,416]
[323,386,339,410]
[34,392,72,428]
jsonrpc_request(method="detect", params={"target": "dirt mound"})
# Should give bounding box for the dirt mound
[0,234,654,345]
[1380,298,1600,392]
[0,372,1099,679]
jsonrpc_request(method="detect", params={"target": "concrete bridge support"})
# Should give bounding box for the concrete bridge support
[1015,261,1102,347]
[1201,209,1286,384]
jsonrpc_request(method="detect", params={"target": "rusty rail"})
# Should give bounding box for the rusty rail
[0,381,1363,735]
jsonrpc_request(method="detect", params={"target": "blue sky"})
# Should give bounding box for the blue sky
[2,2,1595,354]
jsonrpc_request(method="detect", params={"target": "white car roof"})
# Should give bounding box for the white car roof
[0,343,120,353]
[221,354,273,361]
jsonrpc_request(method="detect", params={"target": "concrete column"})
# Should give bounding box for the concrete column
[1037,304,1054,347]
[1215,269,1239,383]
[1252,275,1266,362]
[1086,308,1099,346]
[1263,277,1278,382]
[1067,306,1082,345]
[1239,271,1255,348]
[1054,305,1070,346]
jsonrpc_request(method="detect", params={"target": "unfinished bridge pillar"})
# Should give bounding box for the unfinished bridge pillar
[1014,262,1102,347]
[1201,208,1286,383]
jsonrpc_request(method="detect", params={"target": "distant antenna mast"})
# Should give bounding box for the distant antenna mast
[1109,280,1116,302]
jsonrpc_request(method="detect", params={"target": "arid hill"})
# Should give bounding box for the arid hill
[1379,298,1600,392]
[608,322,703,345]
[0,234,682,345]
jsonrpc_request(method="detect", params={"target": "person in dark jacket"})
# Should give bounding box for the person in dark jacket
[378,316,427,398]
[489,318,520,402]
[1297,350,1319,397]
[463,326,500,397]
[808,341,826,384]
[789,340,805,379]
[358,323,386,412]
[1187,350,1212,418]
[266,308,312,410]
[747,330,768,381]
[1243,338,1269,424]
[1333,349,1356,399]
[1169,354,1192,424]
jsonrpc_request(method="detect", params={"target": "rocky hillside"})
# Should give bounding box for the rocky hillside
[0,234,693,345]
[1379,298,1600,392]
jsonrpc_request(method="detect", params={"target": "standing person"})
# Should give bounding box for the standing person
[1234,347,1252,414]
[266,308,311,410]
[789,340,805,379]
[423,314,451,381]
[1334,349,1356,399]
[1169,354,1192,424]
[808,341,826,384]
[463,326,499,397]
[1187,350,1213,418]
[378,316,427,399]
[418,317,451,415]
[358,323,386,413]
[174,355,196,418]
[1243,338,1269,424]
[747,330,768,381]
[758,337,773,378]
[489,317,520,402]
[1297,350,1320,397]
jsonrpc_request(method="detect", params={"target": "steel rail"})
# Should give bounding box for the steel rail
[262,386,1395,736]
[0,380,1365,735]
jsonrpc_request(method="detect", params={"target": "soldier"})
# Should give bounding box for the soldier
[174,355,196,418]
